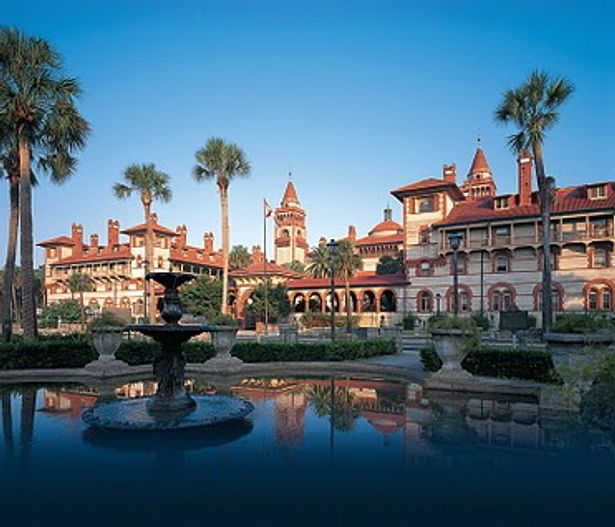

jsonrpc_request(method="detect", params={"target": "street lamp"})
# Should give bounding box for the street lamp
[448,232,463,317]
[326,239,339,342]
[436,293,441,316]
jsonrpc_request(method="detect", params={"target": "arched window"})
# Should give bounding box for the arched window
[417,290,433,313]
[417,260,432,277]
[308,293,322,313]
[446,286,471,313]
[534,284,564,312]
[488,285,515,312]
[325,292,339,313]
[586,284,613,311]
[293,293,306,313]
[281,229,290,238]
[380,290,396,312]
[362,291,377,312]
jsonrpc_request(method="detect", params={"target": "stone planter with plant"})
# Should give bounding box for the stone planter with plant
[85,311,128,373]
[428,316,478,380]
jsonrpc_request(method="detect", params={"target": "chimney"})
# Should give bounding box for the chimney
[348,225,356,242]
[383,206,392,222]
[443,163,457,184]
[71,223,83,255]
[203,232,214,254]
[108,219,119,246]
[176,225,187,248]
[251,245,264,264]
[90,234,99,248]
[517,151,533,206]
[318,237,327,247]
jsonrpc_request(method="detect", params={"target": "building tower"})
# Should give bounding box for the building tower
[274,180,308,265]
[459,145,497,200]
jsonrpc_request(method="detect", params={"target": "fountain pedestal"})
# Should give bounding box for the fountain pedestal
[82,272,254,430]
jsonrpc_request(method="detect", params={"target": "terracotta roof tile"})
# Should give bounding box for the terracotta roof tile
[50,245,133,265]
[369,219,403,235]
[121,222,177,236]
[469,147,492,175]
[281,181,300,206]
[355,233,404,246]
[169,246,223,268]
[37,236,76,247]
[231,261,302,278]
[391,178,465,202]
[435,183,615,226]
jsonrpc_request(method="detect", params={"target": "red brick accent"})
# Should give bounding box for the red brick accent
[443,163,456,184]
[582,279,615,311]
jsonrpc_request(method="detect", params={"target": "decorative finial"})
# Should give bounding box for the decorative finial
[288,170,292,181]
[477,129,482,147]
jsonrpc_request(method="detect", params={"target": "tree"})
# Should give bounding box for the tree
[181,276,223,321]
[246,283,291,323]
[113,163,171,323]
[229,245,251,270]
[0,28,90,337]
[283,260,305,274]
[67,272,92,327]
[376,252,404,275]
[495,71,574,332]
[192,138,251,315]
[335,240,363,333]
[306,245,330,279]
[40,299,81,328]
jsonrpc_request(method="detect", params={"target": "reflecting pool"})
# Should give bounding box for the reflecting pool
[1,376,614,525]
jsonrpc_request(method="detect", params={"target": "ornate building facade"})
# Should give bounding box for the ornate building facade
[39,215,222,317]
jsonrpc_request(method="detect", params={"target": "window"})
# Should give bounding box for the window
[593,247,609,268]
[604,289,612,310]
[536,287,563,312]
[417,196,434,213]
[417,261,432,277]
[450,253,466,274]
[587,286,612,311]
[588,184,606,200]
[494,226,510,238]
[419,227,431,245]
[495,254,509,272]
[418,291,432,312]
[494,196,509,209]
[490,287,514,312]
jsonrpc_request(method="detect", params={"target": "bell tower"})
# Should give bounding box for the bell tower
[274,179,308,265]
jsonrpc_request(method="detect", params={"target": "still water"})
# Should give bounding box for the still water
[0,376,613,526]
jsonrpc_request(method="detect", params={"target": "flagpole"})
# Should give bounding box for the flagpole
[263,198,269,335]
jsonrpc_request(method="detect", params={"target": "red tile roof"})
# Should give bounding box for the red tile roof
[231,261,303,279]
[49,245,133,265]
[169,246,223,268]
[391,178,465,201]
[469,147,491,174]
[369,219,403,235]
[355,233,404,246]
[435,183,615,226]
[121,222,177,236]
[37,236,76,247]
[281,181,300,206]
[287,272,406,289]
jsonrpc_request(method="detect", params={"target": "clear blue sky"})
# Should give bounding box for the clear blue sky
[1,0,613,263]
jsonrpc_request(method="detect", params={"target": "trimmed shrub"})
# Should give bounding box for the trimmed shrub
[420,342,557,383]
[0,336,95,369]
[232,339,396,363]
[403,314,417,330]
[552,313,614,334]
[428,315,478,332]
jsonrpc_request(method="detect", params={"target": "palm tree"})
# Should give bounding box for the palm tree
[67,272,92,328]
[113,163,171,323]
[306,245,330,279]
[495,71,574,332]
[229,245,251,270]
[335,240,363,333]
[192,138,251,314]
[0,28,90,337]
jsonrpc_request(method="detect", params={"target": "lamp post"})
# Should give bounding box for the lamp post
[143,259,149,322]
[448,232,463,317]
[436,293,441,316]
[327,239,339,342]
[480,245,485,317]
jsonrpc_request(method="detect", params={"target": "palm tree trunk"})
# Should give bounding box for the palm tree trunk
[220,185,230,315]
[19,388,36,471]
[532,141,553,333]
[345,281,352,334]
[2,175,19,341]
[18,134,37,338]
[2,390,14,462]
[80,290,85,330]
[143,199,156,323]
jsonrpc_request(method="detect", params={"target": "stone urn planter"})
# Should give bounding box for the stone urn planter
[544,332,614,371]
[90,327,124,361]
[430,329,474,380]
[206,326,243,368]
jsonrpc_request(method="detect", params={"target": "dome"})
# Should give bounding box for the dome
[369,219,403,237]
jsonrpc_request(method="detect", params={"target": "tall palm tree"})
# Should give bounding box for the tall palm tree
[495,71,574,332]
[335,240,362,333]
[193,138,251,314]
[0,28,90,337]
[67,272,92,329]
[113,163,171,323]
[306,245,330,279]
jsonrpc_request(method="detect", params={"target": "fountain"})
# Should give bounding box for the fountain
[82,272,254,430]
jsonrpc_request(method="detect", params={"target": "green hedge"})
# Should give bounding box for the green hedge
[420,343,558,383]
[0,336,394,370]
[232,339,396,363]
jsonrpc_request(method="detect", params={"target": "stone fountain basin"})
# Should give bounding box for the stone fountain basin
[126,324,219,344]
[82,394,254,431]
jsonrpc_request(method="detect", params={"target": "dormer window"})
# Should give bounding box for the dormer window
[588,184,607,200]
[417,196,434,213]
[494,196,509,210]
